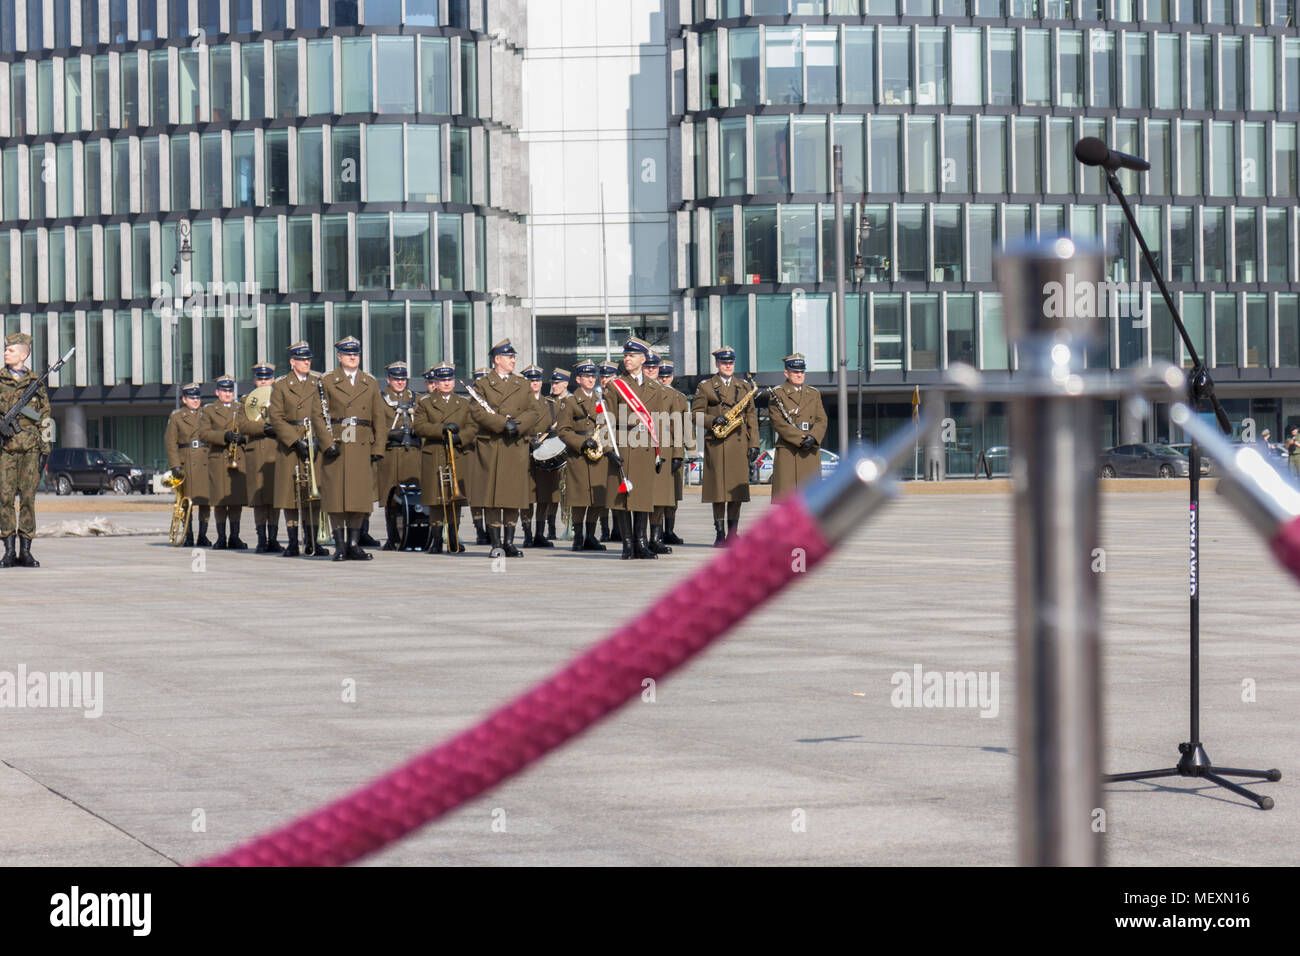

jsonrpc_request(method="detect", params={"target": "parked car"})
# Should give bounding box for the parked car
[752,448,840,484]
[45,448,157,495]
[1169,440,1291,479]
[1098,443,1194,478]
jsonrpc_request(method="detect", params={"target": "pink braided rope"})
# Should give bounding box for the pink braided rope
[199,497,832,866]
[1270,515,1300,585]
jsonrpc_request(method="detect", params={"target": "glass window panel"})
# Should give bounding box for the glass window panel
[377,36,416,115]
[76,227,93,300]
[231,130,255,207]
[366,125,403,202]
[131,222,150,298]
[1005,204,1032,247]
[1178,121,1202,196]
[254,218,278,291]
[713,208,735,285]
[1210,121,1234,197]
[435,213,461,289]
[365,0,402,24]
[137,138,158,215]
[242,43,265,120]
[1156,35,1180,110]
[910,294,939,371]
[394,213,430,290]
[780,205,817,284]
[989,30,1016,107]
[1245,294,1268,368]
[297,127,323,204]
[946,294,975,366]
[933,205,961,282]
[1277,123,1298,198]
[881,27,912,106]
[844,26,874,105]
[700,31,718,111]
[102,226,120,299]
[744,206,778,283]
[332,126,361,202]
[860,204,890,282]
[197,132,221,209]
[968,205,997,283]
[1047,118,1073,195]
[806,27,838,105]
[1114,118,1139,195]
[819,206,854,284]
[420,37,450,114]
[1123,34,1148,110]
[1147,121,1169,197]
[266,129,289,206]
[1188,36,1211,111]
[320,214,348,291]
[978,117,1006,194]
[1203,207,1226,282]
[10,63,26,137]
[1220,36,1243,111]
[286,215,312,292]
[1267,209,1289,283]
[178,49,199,124]
[1023,30,1049,107]
[756,295,793,373]
[792,116,827,193]
[834,118,865,195]
[897,205,926,282]
[943,117,971,195]
[209,47,231,122]
[119,53,138,129]
[870,116,900,193]
[461,39,479,117]
[765,27,803,106]
[112,139,130,213]
[1235,208,1259,283]
[1242,122,1265,198]
[720,297,750,376]
[113,310,133,384]
[694,122,708,202]
[1280,294,1299,367]
[1090,30,1114,108]
[908,117,936,194]
[91,57,109,130]
[333,0,360,27]
[342,37,373,113]
[308,38,334,114]
[755,117,789,194]
[410,301,442,371]
[191,220,212,286]
[449,127,469,204]
[1252,37,1275,111]
[406,125,441,201]
[223,219,245,285]
[729,28,759,108]
[264,1,287,30]
[49,231,66,302]
[917,28,947,106]
[873,294,903,370]
[1059,31,1083,108]
[721,118,747,197]
[1103,206,1130,283]
[272,42,298,118]
[1169,205,1194,283]
[1286,39,1300,112]
[1214,294,1238,367]
[981,293,1009,371]
[1013,117,1040,195]
[368,303,405,379]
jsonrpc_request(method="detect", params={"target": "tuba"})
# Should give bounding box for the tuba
[711,375,759,439]
[162,468,191,546]
[583,389,613,462]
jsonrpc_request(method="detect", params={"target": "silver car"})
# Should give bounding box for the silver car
[1098,443,1192,478]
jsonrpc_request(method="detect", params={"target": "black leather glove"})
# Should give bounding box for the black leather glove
[0,419,17,439]
[582,438,598,453]
[443,422,459,435]
[370,454,383,464]
[504,419,520,438]
[712,415,727,430]
[747,447,760,463]
[672,457,683,473]
[293,439,310,461]
[800,434,817,451]
[655,458,663,473]
[323,444,341,461]
[387,428,405,444]
[263,423,276,437]
[224,430,247,445]
[608,451,623,467]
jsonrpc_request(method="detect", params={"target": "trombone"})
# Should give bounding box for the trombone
[294,418,331,554]
[437,429,461,552]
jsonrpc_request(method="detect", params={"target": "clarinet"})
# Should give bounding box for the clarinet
[317,378,334,440]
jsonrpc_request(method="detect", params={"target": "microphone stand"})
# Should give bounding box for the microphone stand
[1100,168,1280,809]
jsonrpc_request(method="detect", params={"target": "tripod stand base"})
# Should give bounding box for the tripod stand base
[1106,743,1281,809]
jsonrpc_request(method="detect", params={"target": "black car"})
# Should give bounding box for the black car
[45,448,157,495]
[1098,443,1193,478]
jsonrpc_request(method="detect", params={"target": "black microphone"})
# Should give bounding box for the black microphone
[1074,137,1150,173]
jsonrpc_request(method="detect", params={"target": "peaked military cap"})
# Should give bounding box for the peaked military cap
[783,353,807,371]
[713,346,737,362]
[287,341,313,359]
[489,338,517,357]
[334,335,362,354]
[385,361,410,378]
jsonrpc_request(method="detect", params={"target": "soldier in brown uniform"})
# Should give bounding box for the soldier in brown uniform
[0,332,52,567]
[521,365,560,549]
[556,360,609,552]
[413,362,477,553]
[467,366,491,545]
[643,353,685,554]
[375,361,421,550]
[317,336,389,561]
[267,341,332,557]
[547,369,571,540]
[164,382,212,547]
[768,353,828,499]
[692,346,759,546]
[596,361,620,542]
[603,338,663,559]
[199,374,251,550]
[468,339,544,558]
[655,361,690,544]
[238,363,282,553]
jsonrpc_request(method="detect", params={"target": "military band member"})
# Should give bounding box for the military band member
[238,363,282,553]
[656,361,690,545]
[547,368,572,541]
[596,361,621,542]
[164,382,212,547]
[199,374,250,550]
[317,336,388,561]
[0,332,52,567]
[642,352,681,555]
[769,353,828,499]
[556,360,608,552]
[602,338,664,559]
[521,365,559,548]
[692,346,759,546]
[550,368,571,405]
[469,339,544,558]
[413,363,476,553]
[468,366,491,544]
[267,342,331,557]
[376,361,421,550]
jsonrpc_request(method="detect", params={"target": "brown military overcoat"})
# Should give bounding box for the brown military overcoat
[164,406,211,504]
[692,375,758,503]
[556,387,609,509]
[769,382,828,498]
[602,372,660,513]
[412,391,478,506]
[469,372,544,511]
[266,372,331,511]
[317,367,388,514]
[198,401,249,506]
[374,387,421,505]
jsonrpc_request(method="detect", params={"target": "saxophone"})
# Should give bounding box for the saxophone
[710,375,758,439]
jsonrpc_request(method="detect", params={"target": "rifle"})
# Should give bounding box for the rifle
[0,347,74,440]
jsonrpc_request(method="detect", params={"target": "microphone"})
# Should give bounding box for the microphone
[1074,137,1150,173]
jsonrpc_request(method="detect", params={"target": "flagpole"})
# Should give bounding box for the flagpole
[600,185,611,363]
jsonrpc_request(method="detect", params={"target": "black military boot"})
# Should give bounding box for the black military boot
[546,515,557,540]
[712,520,727,547]
[17,537,38,568]
[600,513,612,542]
[264,524,283,553]
[610,515,623,542]
[212,520,228,550]
[532,517,553,548]
[196,518,211,548]
[619,513,633,560]
[383,510,399,550]
[427,526,444,554]
[632,512,656,559]
[347,526,373,561]
[0,535,16,568]
[488,525,504,559]
[182,519,194,548]
[503,525,524,558]
[255,525,268,553]
[475,518,490,545]
[727,519,739,541]
[358,517,381,548]
[571,520,584,551]
[521,519,535,547]
[332,528,349,561]
[282,526,301,557]
[227,517,248,550]
[648,524,672,555]
[584,522,606,552]
[662,510,684,545]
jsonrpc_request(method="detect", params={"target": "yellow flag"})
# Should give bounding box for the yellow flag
[911,385,920,422]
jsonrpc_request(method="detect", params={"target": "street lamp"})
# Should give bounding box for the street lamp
[854,212,870,445]
[170,220,192,407]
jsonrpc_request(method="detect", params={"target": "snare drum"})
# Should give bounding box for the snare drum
[531,435,568,472]
[385,480,430,551]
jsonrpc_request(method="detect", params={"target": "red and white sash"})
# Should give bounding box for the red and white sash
[608,377,660,460]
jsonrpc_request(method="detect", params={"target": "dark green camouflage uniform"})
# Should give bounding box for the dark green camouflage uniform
[0,367,52,539]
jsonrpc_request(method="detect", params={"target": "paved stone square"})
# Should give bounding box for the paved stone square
[0,486,1295,866]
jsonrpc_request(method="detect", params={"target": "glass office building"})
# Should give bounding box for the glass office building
[0,0,526,468]
[673,0,1300,469]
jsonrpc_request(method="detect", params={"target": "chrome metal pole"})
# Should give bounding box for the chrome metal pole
[833,146,849,455]
[998,237,1105,867]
